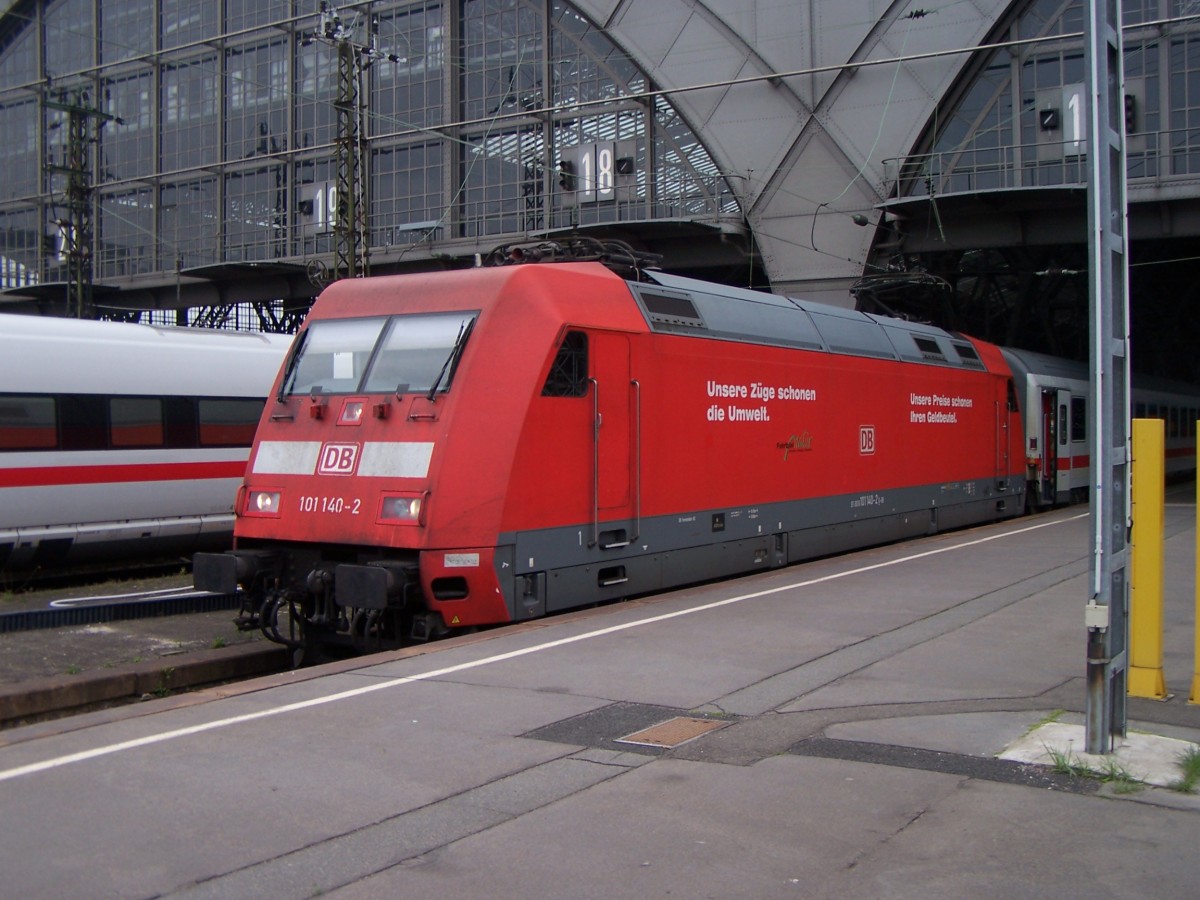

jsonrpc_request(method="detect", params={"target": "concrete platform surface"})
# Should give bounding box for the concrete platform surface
[1002,720,1199,788]
[1,503,1199,899]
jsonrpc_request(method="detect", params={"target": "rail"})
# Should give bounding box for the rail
[0,591,243,634]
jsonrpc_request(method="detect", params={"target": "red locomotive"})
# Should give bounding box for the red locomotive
[194,249,1036,656]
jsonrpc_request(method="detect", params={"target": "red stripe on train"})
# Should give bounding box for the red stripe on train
[0,460,247,488]
[1057,445,1195,470]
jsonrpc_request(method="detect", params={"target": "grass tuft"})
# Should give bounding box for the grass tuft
[1022,709,1065,738]
[1045,743,1090,778]
[1042,743,1145,792]
[1097,757,1143,794]
[1166,746,1200,793]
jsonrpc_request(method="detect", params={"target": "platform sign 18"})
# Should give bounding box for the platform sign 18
[558,141,636,205]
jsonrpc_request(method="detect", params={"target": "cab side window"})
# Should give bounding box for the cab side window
[542,331,589,397]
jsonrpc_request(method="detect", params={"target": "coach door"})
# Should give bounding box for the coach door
[1054,389,1072,498]
[590,332,638,549]
[1040,388,1070,503]
[995,384,1011,491]
[1038,389,1058,503]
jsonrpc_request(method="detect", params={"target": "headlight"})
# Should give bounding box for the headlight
[339,400,365,424]
[379,492,425,525]
[245,490,282,517]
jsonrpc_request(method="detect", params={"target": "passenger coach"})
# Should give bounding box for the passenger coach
[1,314,289,572]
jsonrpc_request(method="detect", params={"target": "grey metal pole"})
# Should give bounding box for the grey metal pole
[1084,0,1131,755]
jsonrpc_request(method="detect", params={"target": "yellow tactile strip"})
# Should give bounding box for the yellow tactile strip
[615,716,728,749]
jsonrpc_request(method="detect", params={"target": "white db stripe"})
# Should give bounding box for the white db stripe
[359,442,434,478]
[251,441,321,474]
[251,441,434,477]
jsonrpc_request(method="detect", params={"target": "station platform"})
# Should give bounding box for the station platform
[1,500,1198,898]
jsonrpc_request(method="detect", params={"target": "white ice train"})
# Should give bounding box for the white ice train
[0,313,291,573]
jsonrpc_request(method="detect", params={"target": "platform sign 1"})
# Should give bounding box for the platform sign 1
[1062,84,1087,157]
[1035,84,1087,161]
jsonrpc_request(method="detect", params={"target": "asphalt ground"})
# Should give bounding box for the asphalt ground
[1,502,1198,898]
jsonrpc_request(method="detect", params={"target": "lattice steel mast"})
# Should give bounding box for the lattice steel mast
[43,88,119,318]
[1084,0,1131,754]
[310,3,401,280]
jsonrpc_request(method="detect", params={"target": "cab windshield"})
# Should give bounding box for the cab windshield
[282,312,477,396]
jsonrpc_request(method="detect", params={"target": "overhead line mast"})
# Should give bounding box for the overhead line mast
[43,88,120,318]
[307,2,403,282]
[1084,0,1132,754]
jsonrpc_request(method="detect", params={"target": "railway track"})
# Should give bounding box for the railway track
[0,588,244,634]
[0,583,290,729]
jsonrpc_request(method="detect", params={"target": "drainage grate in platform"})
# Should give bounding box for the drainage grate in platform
[524,703,740,755]
[616,716,729,749]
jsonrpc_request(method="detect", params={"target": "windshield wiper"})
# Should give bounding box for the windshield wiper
[426,318,475,401]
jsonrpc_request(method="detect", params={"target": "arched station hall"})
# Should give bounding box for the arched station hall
[1,1,1198,380]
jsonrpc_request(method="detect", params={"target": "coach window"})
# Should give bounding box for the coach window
[198,399,264,446]
[0,395,57,450]
[59,396,107,450]
[110,398,164,447]
[164,398,199,448]
[1070,397,1087,442]
[541,331,588,397]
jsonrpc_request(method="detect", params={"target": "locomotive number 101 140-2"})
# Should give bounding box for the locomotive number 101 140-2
[297,495,363,515]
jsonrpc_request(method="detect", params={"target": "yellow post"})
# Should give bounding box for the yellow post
[1192,429,1200,704]
[1129,418,1167,699]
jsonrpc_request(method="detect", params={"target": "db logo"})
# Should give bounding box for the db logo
[859,426,876,455]
[318,442,360,475]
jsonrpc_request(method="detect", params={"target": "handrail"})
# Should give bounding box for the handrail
[630,379,641,544]
[589,375,640,549]
[883,130,1185,200]
[590,376,599,549]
